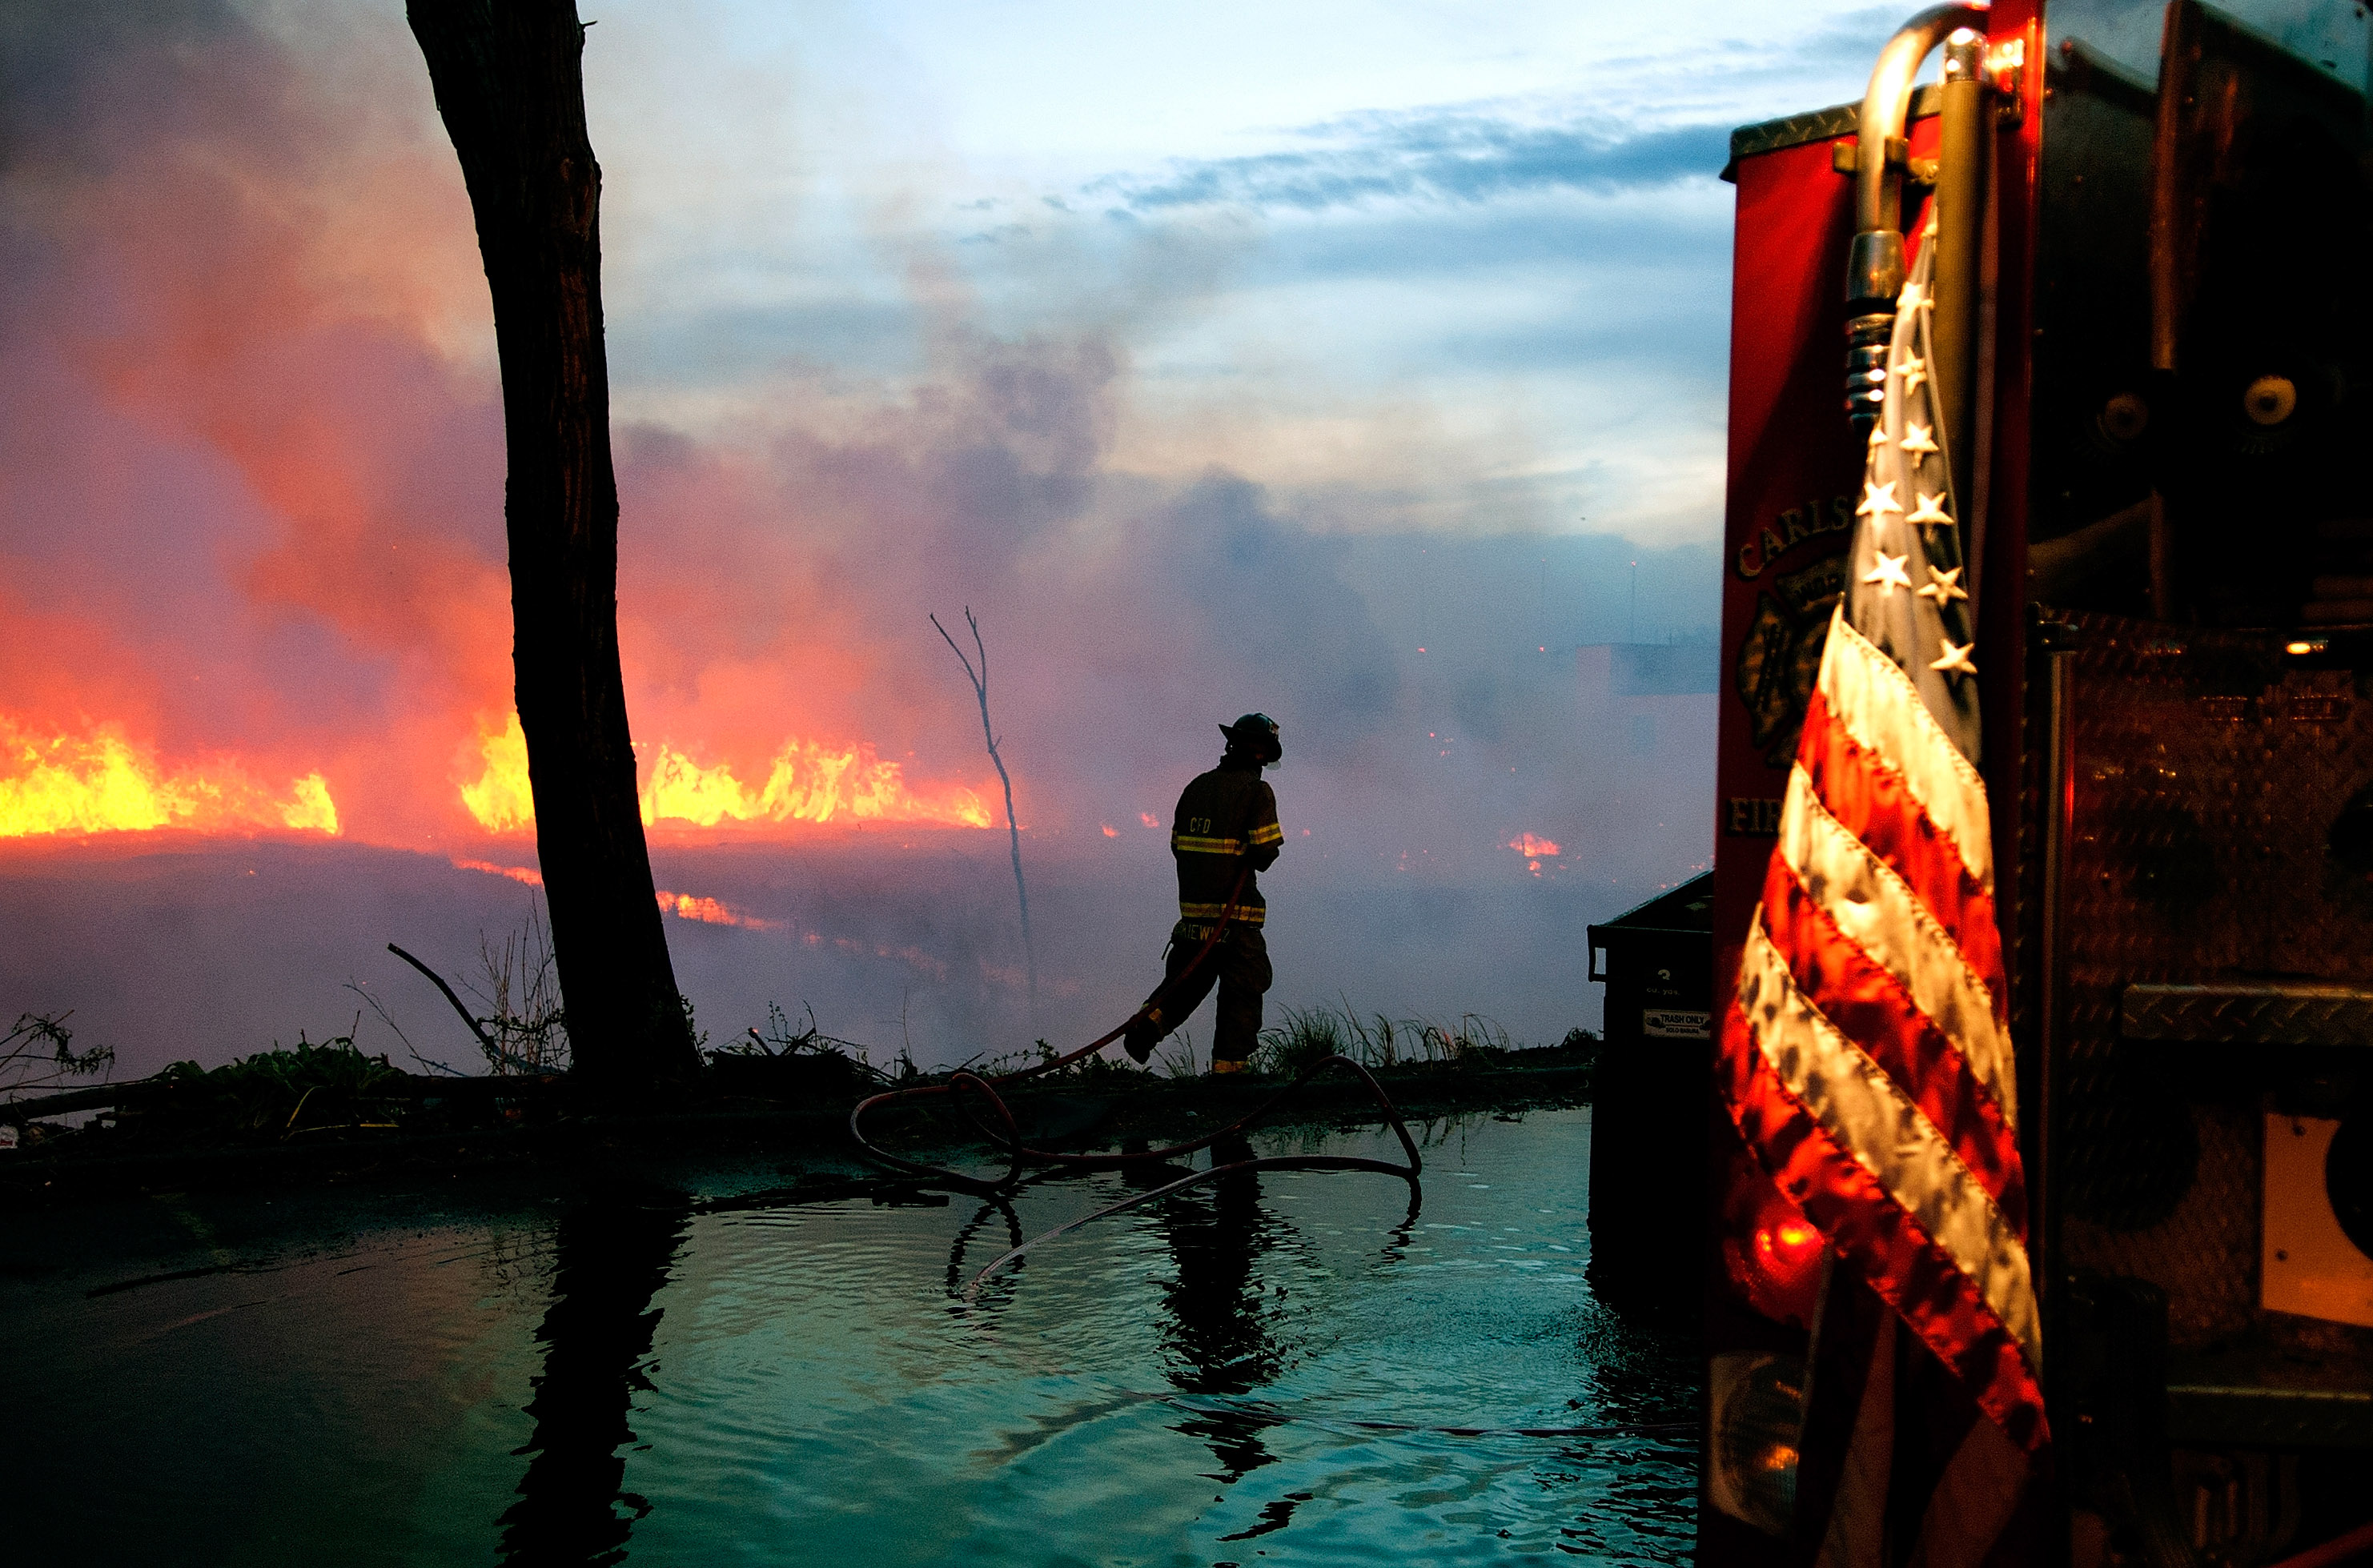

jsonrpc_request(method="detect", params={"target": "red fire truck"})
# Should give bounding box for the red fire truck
[1678,1,2373,1560]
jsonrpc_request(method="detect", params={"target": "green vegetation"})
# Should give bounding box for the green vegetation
[937,1000,1596,1085]
[885,999,1600,1087]
[2,967,1600,1187]
[1252,1001,1530,1078]
[1,1011,113,1100]
[151,1032,410,1140]
[1153,1029,1201,1081]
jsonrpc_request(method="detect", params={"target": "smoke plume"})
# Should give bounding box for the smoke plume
[0,1,1720,1070]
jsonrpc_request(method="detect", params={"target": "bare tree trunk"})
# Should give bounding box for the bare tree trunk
[407,0,697,1095]
[932,609,1035,1017]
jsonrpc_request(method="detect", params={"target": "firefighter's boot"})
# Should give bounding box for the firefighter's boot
[1122,1008,1162,1065]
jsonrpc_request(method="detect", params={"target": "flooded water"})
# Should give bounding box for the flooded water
[2,1107,1697,1565]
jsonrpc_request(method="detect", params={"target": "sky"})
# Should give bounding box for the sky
[582,0,1908,540]
[0,0,1924,1069]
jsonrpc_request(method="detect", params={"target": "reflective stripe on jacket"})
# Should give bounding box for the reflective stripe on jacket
[1171,760,1280,925]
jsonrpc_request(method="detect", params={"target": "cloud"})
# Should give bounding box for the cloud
[1114,474,1403,756]
[0,0,1730,1067]
[1086,106,1733,215]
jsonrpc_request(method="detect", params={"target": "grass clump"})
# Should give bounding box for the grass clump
[154,1031,408,1140]
[1251,1000,1585,1079]
[1255,1004,1355,1078]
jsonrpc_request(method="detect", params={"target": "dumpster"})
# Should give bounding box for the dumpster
[1584,872,1713,1305]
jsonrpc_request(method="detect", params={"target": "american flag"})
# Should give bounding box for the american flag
[1720,223,2047,1472]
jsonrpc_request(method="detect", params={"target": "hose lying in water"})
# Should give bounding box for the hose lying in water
[847,872,1423,1287]
[958,1064,1422,1298]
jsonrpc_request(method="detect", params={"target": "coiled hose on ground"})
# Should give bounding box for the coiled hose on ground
[847,873,1423,1294]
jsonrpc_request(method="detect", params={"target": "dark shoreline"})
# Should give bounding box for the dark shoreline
[0,1046,1595,1209]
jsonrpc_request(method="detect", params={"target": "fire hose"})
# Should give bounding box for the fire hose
[846,869,1423,1293]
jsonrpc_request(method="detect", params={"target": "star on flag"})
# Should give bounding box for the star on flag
[1857,480,1901,519]
[1929,640,1978,676]
[1862,551,1913,595]
[1727,199,2045,1529]
[1917,564,1968,605]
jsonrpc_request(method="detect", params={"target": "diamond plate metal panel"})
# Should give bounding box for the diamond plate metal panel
[2122,984,2373,1046]
[2044,614,2373,1358]
[1726,86,1945,168]
[2166,1386,2373,1449]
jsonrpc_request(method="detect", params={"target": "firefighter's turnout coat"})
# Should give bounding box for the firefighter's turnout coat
[1171,758,1283,924]
[1132,755,1283,1069]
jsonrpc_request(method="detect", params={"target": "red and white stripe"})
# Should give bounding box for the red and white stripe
[1721,612,2047,1451]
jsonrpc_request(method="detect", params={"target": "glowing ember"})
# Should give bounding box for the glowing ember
[1138,812,1160,828]
[1101,824,1118,838]
[456,714,991,833]
[656,890,783,931]
[1507,832,1560,858]
[0,719,339,840]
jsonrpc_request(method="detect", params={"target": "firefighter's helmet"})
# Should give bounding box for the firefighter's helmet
[1220,712,1283,766]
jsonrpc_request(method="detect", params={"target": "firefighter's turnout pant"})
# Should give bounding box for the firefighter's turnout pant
[1143,920,1271,1070]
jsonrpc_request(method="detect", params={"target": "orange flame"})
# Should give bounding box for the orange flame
[0,717,339,840]
[656,889,783,931]
[1507,832,1561,858]
[452,856,542,887]
[457,715,536,834]
[456,713,990,835]
[644,740,990,829]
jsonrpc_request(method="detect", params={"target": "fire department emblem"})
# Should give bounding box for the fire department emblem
[1733,555,1845,766]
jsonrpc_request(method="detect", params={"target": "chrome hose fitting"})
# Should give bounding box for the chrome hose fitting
[1842,4,1988,431]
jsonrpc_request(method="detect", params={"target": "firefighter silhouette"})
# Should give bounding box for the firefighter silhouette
[1125,714,1286,1075]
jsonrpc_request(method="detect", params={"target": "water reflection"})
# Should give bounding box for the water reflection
[1143,1133,1291,1485]
[945,1197,1023,1298]
[498,1184,693,1566]
[2,1107,1697,1565]
[1551,1282,1704,1560]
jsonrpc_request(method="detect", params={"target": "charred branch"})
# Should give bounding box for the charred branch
[387,942,501,1062]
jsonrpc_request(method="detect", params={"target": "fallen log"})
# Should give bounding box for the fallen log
[0,1071,564,1125]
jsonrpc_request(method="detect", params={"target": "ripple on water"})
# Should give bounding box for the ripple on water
[4,1105,1696,1564]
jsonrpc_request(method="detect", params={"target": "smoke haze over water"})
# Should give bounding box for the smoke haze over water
[0,0,1855,1072]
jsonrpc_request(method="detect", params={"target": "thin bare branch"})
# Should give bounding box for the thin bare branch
[387,942,500,1061]
[347,979,466,1077]
[932,605,1036,1015]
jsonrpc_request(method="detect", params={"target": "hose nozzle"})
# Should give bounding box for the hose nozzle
[1843,4,1989,429]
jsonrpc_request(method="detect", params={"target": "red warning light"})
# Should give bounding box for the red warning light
[1720,1153,1827,1328]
